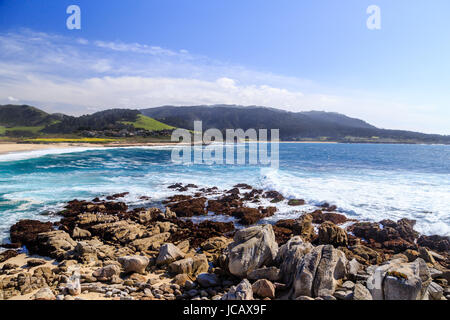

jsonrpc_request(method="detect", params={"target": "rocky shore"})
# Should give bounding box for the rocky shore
[0,183,448,301]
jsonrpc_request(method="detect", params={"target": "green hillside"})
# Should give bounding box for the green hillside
[121,114,175,131]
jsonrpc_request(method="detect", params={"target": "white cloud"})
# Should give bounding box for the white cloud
[7,96,19,102]
[0,29,448,134]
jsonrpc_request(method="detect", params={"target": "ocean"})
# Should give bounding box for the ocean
[0,143,449,244]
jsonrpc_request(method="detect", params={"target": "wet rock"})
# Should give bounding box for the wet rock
[167,197,207,217]
[221,279,253,300]
[227,225,278,278]
[287,199,305,206]
[417,235,450,253]
[232,207,263,225]
[33,287,56,300]
[317,221,348,247]
[311,210,348,225]
[197,273,221,288]
[156,243,185,265]
[263,191,285,203]
[10,219,53,249]
[252,279,275,299]
[118,255,149,274]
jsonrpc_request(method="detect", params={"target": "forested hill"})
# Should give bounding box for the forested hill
[141,105,450,143]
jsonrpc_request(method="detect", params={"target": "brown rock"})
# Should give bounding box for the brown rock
[318,221,348,247]
[252,279,276,298]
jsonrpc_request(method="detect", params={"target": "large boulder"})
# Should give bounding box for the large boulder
[156,243,185,265]
[221,279,253,300]
[92,264,121,281]
[293,245,348,298]
[118,255,149,274]
[276,236,313,285]
[34,231,77,260]
[196,273,221,288]
[366,258,431,300]
[227,225,278,278]
[9,220,53,249]
[168,255,209,276]
[130,232,171,251]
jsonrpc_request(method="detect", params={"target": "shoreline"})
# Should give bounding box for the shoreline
[0,183,448,301]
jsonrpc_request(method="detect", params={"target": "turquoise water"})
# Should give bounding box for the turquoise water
[0,143,449,243]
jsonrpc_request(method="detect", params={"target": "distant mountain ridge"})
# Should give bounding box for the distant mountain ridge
[1,104,449,144]
[141,104,450,143]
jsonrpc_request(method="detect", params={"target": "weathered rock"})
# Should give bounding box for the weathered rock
[130,232,171,251]
[90,220,147,244]
[118,255,149,274]
[168,255,209,276]
[248,266,281,282]
[35,230,77,260]
[318,221,348,247]
[201,236,232,252]
[418,247,435,264]
[232,207,263,225]
[196,273,221,288]
[227,225,278,278]
[428,282,444,300]
[9,220,53,249]
[74,239,125,263]
[72,227,91,239]
[252,279,275,298]
[276,236,314,285]
[33,287,56,300]
[156,243,185,265]
[221,279,253,300]
[366,258,431,300]
[353,283,372,300]
[0,250,18,263]
[293,245,348,298]
[92,264,121,281]
[417,235,450,253]
[168,197,207,217]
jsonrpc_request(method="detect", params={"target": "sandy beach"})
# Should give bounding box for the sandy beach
[0,143,100,156]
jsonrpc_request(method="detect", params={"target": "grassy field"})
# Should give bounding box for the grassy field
[24,138,117,143]
[0,126,5,135]
[122,114,175,131]
[4,125,46,133]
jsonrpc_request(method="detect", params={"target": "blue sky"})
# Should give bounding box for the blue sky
[0,0,449,134]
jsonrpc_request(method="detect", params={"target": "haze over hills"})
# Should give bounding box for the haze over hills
[1,104,450,144]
